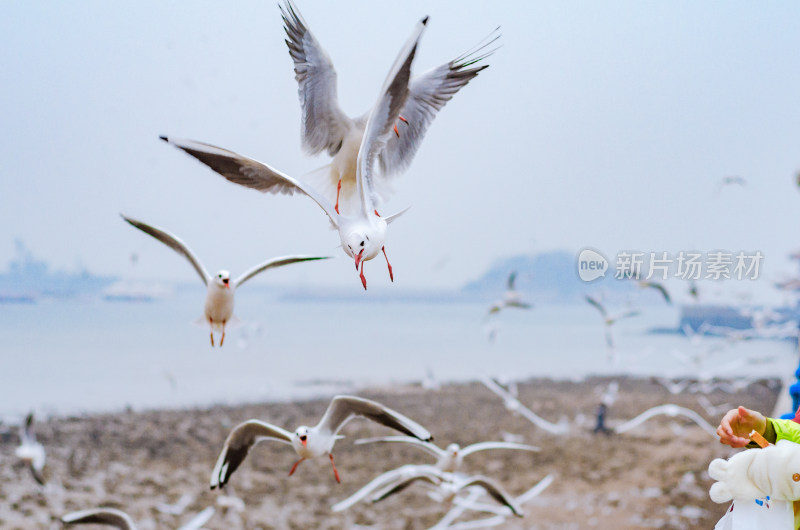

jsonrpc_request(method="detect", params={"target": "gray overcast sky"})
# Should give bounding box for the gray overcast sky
[2,1,799,289]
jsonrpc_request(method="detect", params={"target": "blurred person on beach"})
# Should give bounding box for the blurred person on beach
[593,403,611,435]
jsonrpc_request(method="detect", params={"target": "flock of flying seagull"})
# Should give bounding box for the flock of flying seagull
[11,2,794,528]
[14,2,558,528]
[119,0,498,347]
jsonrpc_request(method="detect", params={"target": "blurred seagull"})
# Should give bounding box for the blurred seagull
[584,294,640,354]
[487,272,531,315]
[714,175,748,195]
[121,214,329,346]
[15,412,45,485]
[210,395,433,488]
[156,493,194,516]
[637,280,671,305]
[280,0,497,215]
[161,16,428,290]
[480,377,569,435]
[369,467,524,518]
[61,507,215,530]
[354,436,539,473]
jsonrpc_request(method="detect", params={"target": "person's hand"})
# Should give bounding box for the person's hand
[716,406,767,448]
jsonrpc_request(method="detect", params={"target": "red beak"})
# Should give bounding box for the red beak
[301,438,307,447]
[222,278,230,288]
[354,249,364,269]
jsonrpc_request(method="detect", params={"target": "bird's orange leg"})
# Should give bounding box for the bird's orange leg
[329,453,341,483]
[393,115,409,137]
[335,179,342,214]
[288,458,305,476]
[382,246,393,282]
[359,261,367,290]
[220,321,226,347]
[209,318,214,347]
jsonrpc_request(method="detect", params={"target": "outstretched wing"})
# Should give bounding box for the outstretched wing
[354,435,444,459]
[210,420,293,490]
[176,507,216,530]
[458,476,524,517]
[507,271,517,291]
[160,136,339,228]
[378,29,497,176]
[121,214,210,286]
[234,255,331,288]
[316,395,432,441]
[639,281,672,305]
[21,412,35,444]
[356,17,427,214]
[331,464,440,512]
[61,508,138,530]
[459,441,540,458]
[584,294,607,318]
[370,468,444,503]
[280,1,352,157]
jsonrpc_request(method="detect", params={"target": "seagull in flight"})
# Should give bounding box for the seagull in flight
[332,464,523,517]
[637,280,671,305]
[354,435,539,473]
[488,271,532,315]
[161,15,429,290]
[121,214,329,346]
[280,0,497,216]
[209,395,433,488]
[15,412,45,485]
[584,294,640,354]
[369,466,524,518]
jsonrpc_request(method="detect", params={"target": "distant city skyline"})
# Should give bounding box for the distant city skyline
[2,1,799,290]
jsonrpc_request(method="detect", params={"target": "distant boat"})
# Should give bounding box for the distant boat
[0,239,117,302]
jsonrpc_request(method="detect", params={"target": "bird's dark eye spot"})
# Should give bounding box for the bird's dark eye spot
[360,241,364,247]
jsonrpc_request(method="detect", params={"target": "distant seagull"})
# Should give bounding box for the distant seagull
[61,506,215,530]
[720,175,747,187]
[369,467,524,518]
[688,279,699,301]
[210,395,433,488]
[637,281,671,305]
[15,412,45,485]
[651,377,692,395]
[714,175,747,195]
[354,436,539,473]
[121,214,329,346]
[488,272,532,314]
[160,16,428,290]
[584,294,640,353]
[613,404,717,437]
[480,377,569,435]
[280,0,497,215]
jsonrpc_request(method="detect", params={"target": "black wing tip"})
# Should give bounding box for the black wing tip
[159,135,168,142]
[421,15,429,25]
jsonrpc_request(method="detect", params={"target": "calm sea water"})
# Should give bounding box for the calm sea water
[1,289,794,417]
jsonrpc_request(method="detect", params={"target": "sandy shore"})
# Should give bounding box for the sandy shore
[0,375,781,529]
